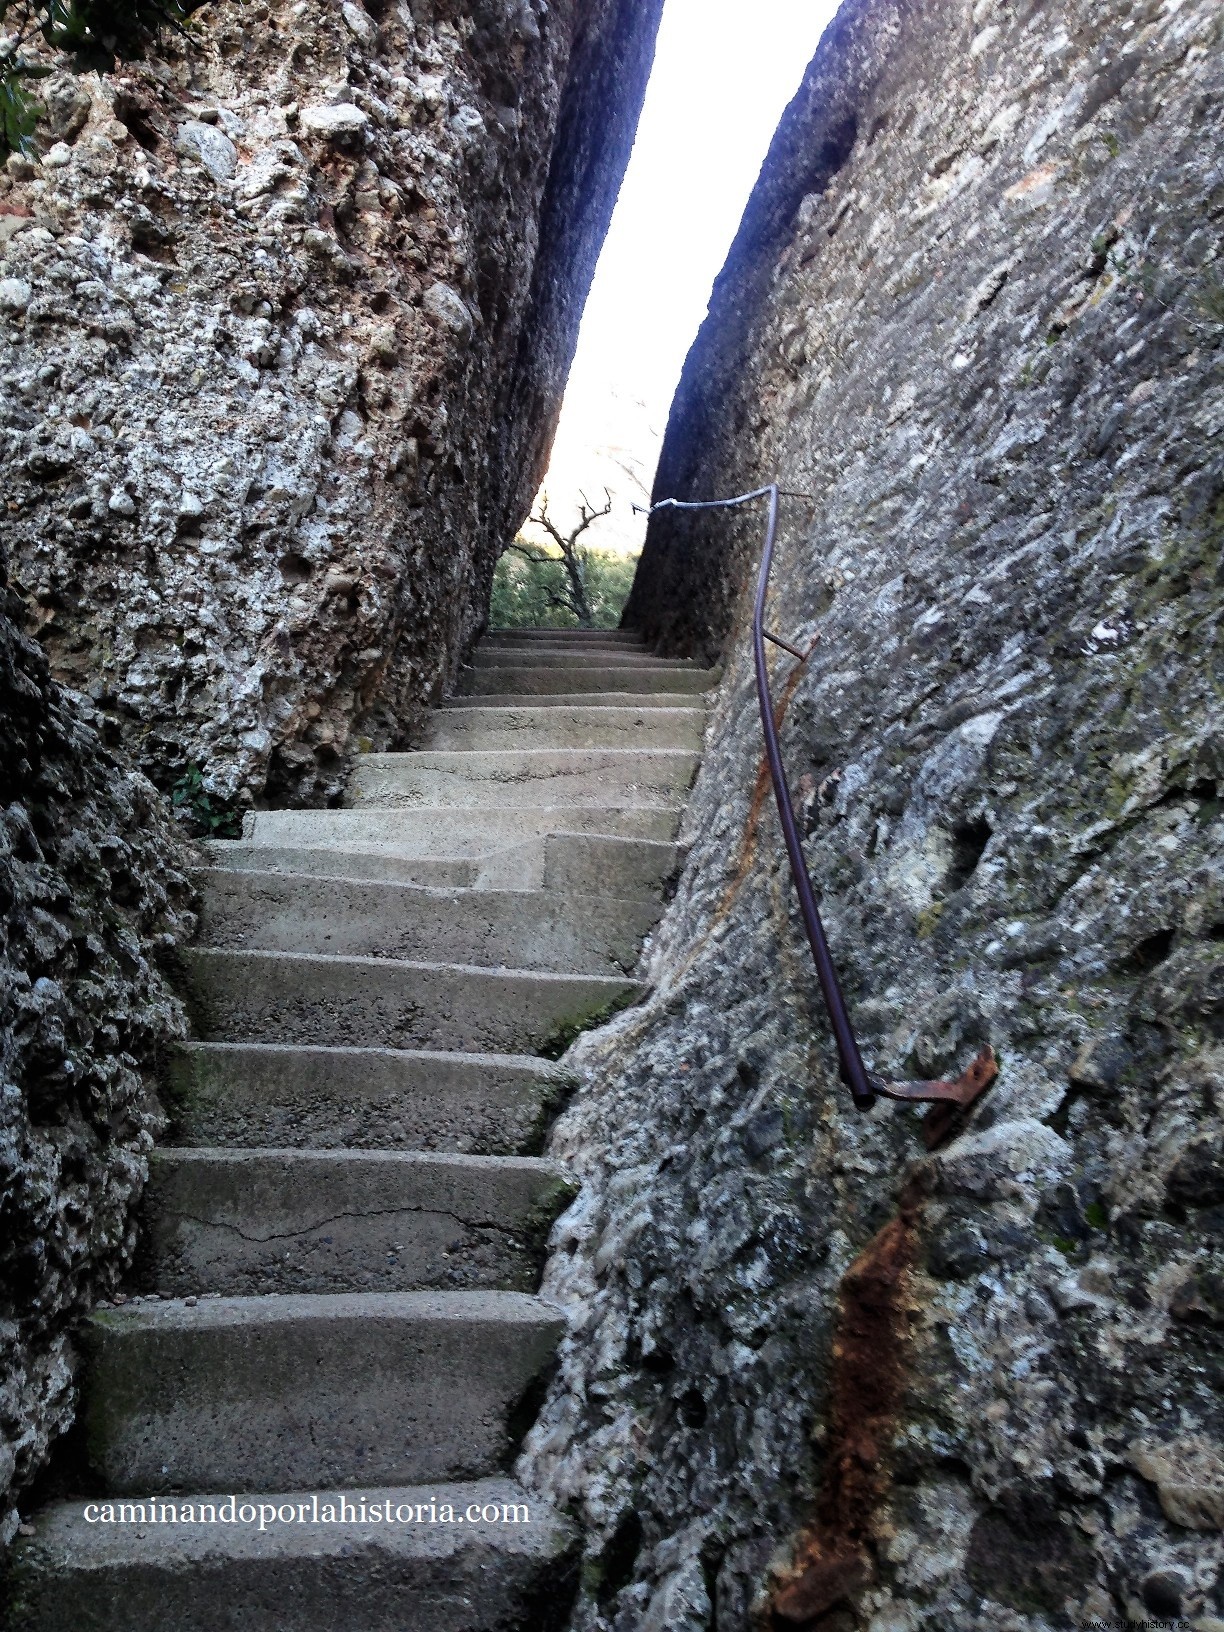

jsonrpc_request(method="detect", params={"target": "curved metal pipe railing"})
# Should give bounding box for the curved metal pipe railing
[639,484,996,1130]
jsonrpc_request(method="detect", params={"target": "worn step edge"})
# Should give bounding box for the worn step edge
[194,868,662,973]
[202,834,680,897]
[346,748,699,808]
[424,708,705,753]
[479,641,650,656]
[140,1149,575,1298]
[4,1479,578,1632]
[201,842,480,887]
[486,629,645,641]
[351,747,699,769]
[80,1290,565,1494]
[166,1042,575,1155]
[442,691,706,710]
[182,946,641,1055]
[242,804,682,850]
[458,666,717,696]
[469,650,697,668]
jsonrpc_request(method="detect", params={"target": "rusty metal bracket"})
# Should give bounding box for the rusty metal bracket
[764,627,821,663]
[638,483,997,1132]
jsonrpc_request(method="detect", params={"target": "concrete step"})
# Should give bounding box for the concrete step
[5,1479,579,1632]
[346,748,698,810]
[482,639,647,655]
[485,626,642,643]
[443,689,707,710]
[167,1043,574,1155]
[204,831,679,897]
[79,1291,565,1492]
[447,831,681,894]
[242,804,681,853]
[460,664,717,696]
[470,647,693,669]
[543,832,680,897]
[195,870,661,974]
[424,704,705,753]
[202,841,480,888]
[183,947,639,1055]
[139,1149,574,1297]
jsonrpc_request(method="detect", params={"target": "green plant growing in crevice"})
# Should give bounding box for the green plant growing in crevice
[536,990,639,1062]
[170,764,241,838]
[521,1069,579,1155]
[0,0,196,156]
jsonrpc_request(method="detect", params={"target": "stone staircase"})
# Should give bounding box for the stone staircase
[7,629,716,1631]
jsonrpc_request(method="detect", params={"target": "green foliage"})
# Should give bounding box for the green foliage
[490,544,638,631]
[0,0,191,156]
[170,764,241,838]
[0,57,48,154]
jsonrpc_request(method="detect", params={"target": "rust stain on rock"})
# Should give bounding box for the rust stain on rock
[721,652,812,917]
[768,1178,926,1628]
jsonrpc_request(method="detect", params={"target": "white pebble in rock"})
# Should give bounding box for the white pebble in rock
[108,490,137,517]
[0,278,32,312]
[300,103,369,137]
[184,1295,198,1306]
[422,281,474,345]
[176,120,238,182]
[43,142,73,169]
[341,1,375,43]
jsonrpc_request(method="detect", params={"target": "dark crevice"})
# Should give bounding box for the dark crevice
[1118,927,1175,975]
[945,817,992,893]
[112,93,163,153]
[596,1509,644,1606]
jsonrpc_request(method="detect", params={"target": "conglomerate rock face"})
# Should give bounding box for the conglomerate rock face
[0,557,195,1545]
[525,2,1224,1627]
[0,0,661,807]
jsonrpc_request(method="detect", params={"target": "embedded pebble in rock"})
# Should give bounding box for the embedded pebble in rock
[298,103,371,138]
[0,0,663,809]
[174,121,238,182]
[524,1,1224,1627]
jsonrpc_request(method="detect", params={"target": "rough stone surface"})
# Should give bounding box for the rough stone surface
[0,0,662,808]
[0,557,194,1545]
[528,2,1224,1627]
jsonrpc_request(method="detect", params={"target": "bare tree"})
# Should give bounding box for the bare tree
[505,490,613,627]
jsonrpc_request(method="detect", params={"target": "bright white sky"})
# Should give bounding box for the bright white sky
[529,0,842,553]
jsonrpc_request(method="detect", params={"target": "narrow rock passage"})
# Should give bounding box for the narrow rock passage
[8,628,716,1631]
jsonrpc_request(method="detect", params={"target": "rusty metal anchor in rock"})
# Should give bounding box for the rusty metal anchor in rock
[638,484,997,1146]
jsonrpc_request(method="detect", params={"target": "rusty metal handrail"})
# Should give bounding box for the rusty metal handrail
[639,484,996,1129]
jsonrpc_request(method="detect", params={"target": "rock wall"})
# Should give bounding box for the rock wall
[0,0,662,808]
[528,2,1224,1628]
[0,553,195,1545]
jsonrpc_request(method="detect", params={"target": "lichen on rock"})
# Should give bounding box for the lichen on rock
[525,1,1224,1626]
